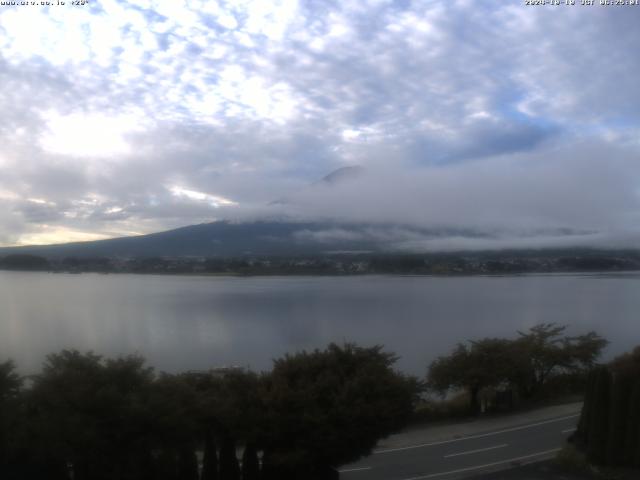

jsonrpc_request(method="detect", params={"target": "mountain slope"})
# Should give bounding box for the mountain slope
[0,221,389,258]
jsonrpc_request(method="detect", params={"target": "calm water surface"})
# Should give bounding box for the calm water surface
[1,271,638,375]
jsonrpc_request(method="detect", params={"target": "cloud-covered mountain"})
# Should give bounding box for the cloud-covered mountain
[0,220,426,258]
[0,219,620,260]
[318,166,365,185]
[2,153,640,259]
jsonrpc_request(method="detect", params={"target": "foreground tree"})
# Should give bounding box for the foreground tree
[428,338,519,414]
[218,436,240,480]
[0,361,22,476]
[0,361,21,400]
[2,343,419,479]
[145,373,202,480]
[514,323,608,398]
[27,351,156,480]
[261,343,421,478]
[201,432,219,480]
[241,443,260,480]
[611,347,640,466]
[428,324,608,413]
[572,346,640,468]
[184,368,263,480]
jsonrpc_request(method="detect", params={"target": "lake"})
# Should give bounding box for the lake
[1,271,638,376]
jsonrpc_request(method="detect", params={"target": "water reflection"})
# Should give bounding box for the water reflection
[0,271,637,375]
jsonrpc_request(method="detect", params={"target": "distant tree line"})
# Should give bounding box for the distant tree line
[427,324,608,414]
[0,254,50,271]
[2,250,640,275]
[0,344,420,480]
[571,346,640,468]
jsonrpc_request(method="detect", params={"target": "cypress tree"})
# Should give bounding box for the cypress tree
[178,446,199,480]
[73,458,90,480]
[636,417,640,469]
[201,433,218,480]
[218,437,240,480]
[627,380,640,467]
[156,450,180,480]
[259,451,294,480]
[137,449,156,480]
[259,450,275,480]
[576,369,597,444]
[241,444,260,480]
[606,373,632,465]
[587,366,612,465]
[25,456,69,480]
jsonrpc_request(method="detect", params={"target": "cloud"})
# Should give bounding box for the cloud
[251,139,640,246]
[40,111,150,158]
[169,186,238,207]
[0,1,639,248]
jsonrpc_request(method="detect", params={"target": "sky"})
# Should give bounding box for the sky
[1,0,639,249]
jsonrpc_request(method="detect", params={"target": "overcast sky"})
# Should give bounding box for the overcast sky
[0,0,639,249]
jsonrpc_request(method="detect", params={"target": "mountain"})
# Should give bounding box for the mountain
[318,165,365,185]
[0,220,611,260]
[0,167,381,259]
[269,165,364,206]
[0,221,391,259]
[0,167,618,260]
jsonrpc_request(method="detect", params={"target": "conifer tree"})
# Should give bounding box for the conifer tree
[218,437,240,480]
[606,373,632,465]
[178,446,199,480]
[241,444,260,480]
[201,432,219,480]
[576,369,597,443]
[587,366,612,464]
[156,450,180,480]
[626,381,640,467]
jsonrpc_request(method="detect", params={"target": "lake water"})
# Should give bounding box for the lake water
[1,271,638,376]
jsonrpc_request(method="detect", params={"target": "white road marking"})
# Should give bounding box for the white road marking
[401,448,562,480]
[562,427,577,433]
[443,443,508,458]
[338,466,372,473]
[375,414,579,454]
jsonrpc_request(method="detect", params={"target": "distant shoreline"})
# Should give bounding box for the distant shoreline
[2,267,640,279]
[3,249,640,277]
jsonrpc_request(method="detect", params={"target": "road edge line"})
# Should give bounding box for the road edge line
[443,443,508,458]
[375,414,579,454]
[401,448,562,480]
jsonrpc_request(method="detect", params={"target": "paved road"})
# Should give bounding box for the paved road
[339,413,579,480]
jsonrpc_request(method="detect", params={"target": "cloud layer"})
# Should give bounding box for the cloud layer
[0,1,639,249]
